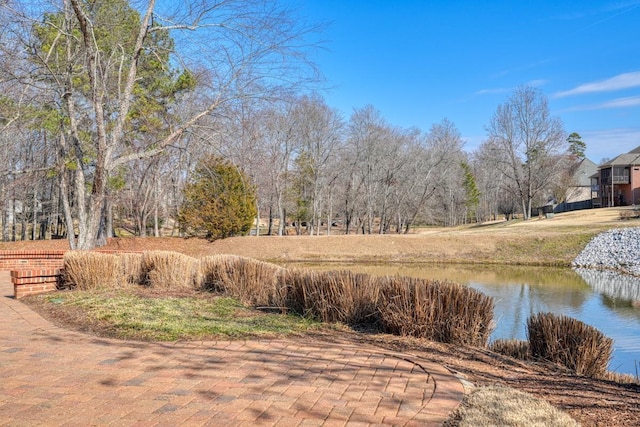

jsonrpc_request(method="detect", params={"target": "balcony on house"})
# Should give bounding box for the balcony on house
[613,167,630,184]
[601,167,630,185]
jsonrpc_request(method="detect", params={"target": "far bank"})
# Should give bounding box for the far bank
[0,207,636,267]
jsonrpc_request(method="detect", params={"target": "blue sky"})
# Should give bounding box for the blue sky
[300,1,640,163]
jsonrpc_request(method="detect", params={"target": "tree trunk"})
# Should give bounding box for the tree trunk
[59,169,77,250]
[326,191,333,236]
[32,188,38,240]
[254,200,260,237]
[267,206,273,236]
[153,200,160,237]
[1,183,8,242]
[2,206,8,242]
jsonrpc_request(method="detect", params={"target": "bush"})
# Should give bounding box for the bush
[619,208,640,220]
[282,269,380,325]
[200,255,285,307]
[527,312,613,378]
[179,156,257,240]
[490,339,530,360]
[378,277,494,347]
[62,251,122,290]
[140,251,200,290]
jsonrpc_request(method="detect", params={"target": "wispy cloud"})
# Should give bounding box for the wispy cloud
[561,95,640,112]
[553,2,640,35]
[475,80,547,97]
[552,1,640,20]
[526,79,547,87]
[490,59,551,80]
[581,128,640,162]
[554,71,640,98]
[600,96,640,108]
[475,88,511,96]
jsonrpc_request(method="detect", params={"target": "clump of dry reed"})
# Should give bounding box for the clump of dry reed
[377,277,494,347]
[62,251,122,290]
[490,339,531,360]
[140,251,200,289]
[601,371,640,385]
[119,252,144,286]
[63,248,498,347]
[200,255,286,306]
[282,269,380,325]
[527,312,613,378]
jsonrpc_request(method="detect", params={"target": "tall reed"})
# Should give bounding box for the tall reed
[377,277,494,347]
[200,255,286,306]
[490,339,530,360]
[62,251,121,290]
[282,269,380,325]
[119,252,144,286]
[527,312,613,378]
[140,251,200,289]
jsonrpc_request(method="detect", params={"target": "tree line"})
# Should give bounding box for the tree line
[0,0,577,248]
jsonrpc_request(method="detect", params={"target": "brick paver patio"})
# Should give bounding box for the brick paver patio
[0,272,463,426]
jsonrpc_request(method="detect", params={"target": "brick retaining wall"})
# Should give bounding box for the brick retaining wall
[1,250,143,299]
[11,269,61,299]
[0,250,66,271]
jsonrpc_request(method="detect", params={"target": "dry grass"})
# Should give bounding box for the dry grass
[527,312,613,378]
[140,251,200,290]
[61,251,495,347]
[378,277,494,347]
[282,269,380,325]
[281,270,494,346]
[446,385,578,427]
[200,254,286,306]
[602,370,640,385]
[62,251,122,290]
[490,339,531,360]
[120,252,144,286]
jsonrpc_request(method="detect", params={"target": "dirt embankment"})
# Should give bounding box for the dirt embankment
[2,207,631,266]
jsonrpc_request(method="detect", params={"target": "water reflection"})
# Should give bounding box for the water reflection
[574,268,640,302]
[284,262,640,376]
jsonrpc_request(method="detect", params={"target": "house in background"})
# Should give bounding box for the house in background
[554,158,598,213]
[591,145,640,207]
[540,158,598,214]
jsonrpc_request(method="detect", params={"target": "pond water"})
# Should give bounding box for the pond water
[285,262,640,376]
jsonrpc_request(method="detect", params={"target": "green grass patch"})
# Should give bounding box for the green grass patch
[495,231,599,265]
[38,291,319,341]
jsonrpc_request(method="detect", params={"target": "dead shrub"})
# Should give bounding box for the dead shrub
[490,339,530,360]
[449,385,579,427]
[119,252,144,286]
[200,255,285,306]
[619,208,640,220]
[377,277,494,347]
[282,269,380,325]
[140,251,200,290]
[62,251,121,290]
[602,371,640,385]
[527,312,613,378]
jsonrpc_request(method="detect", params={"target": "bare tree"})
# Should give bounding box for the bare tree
[485,86,566,219]
[344,106,392,234]
[2,0,321,249]
[423,119,466,227]
[290,95,343,235]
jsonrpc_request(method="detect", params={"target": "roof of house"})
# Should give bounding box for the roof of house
[599,145,640,168]
[574,158,597,186]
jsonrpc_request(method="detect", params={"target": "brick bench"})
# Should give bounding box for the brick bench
[11,269,62,299]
